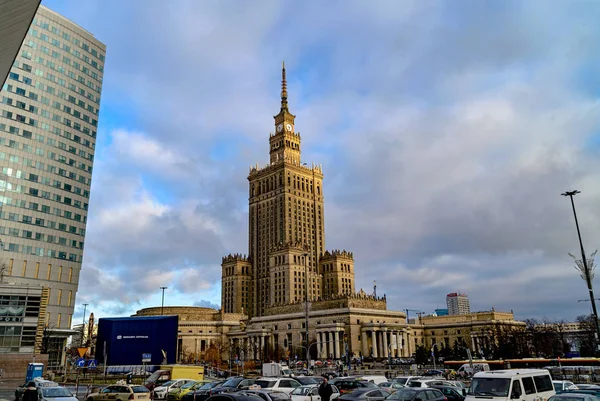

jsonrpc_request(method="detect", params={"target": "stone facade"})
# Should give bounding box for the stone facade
[415,311,525,355]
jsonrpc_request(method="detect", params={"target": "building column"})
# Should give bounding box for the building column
[316,332,322,359]
[261,335,265,360]
[396,332,402,357]
[334,330,340,359]
[361,330,368,357]
[382,330,389,358]
[371,330,378,357]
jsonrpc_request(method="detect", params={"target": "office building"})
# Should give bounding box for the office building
[0,5,106,366]
[446,292,470,315]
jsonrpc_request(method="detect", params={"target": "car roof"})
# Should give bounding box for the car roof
[474,369,550,378]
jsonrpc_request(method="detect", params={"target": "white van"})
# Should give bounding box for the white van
[466,369,555,401]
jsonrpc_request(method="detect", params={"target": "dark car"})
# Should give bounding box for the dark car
[565,390,600,398]
[211,378,256,395]
[339,388,390,401]
[295,377,318,386]
[205,394,263,401]
[387,388,446,401]
[182,382,226,401]
[238,390,291,401]
[549,394,600,401]
[335,380,377,395]
[429,386,466,401]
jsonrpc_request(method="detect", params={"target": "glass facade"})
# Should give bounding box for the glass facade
[0,5,105,329]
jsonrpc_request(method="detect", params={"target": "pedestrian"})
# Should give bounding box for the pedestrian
[318,377,333,401]
[22,385,38,401]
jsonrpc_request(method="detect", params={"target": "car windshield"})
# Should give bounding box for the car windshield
[389,389,418,401]
[222,378,243,388]
[270,393,291,400]
[132,387,150,393]
[469,378,511,397]
[297,378,317,385]
[41,388,72,398]
[292,387,312,395]
[199,382,220,390]
[182,382,196,390]
[161,381,176,388]
[394,378,409,385]
[255,381,276,389]
[551,397,587,401]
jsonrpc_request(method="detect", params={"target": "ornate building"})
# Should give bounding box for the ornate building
[221,63,351,318]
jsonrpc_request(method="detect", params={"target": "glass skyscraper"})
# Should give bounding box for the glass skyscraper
[0,5,105,338]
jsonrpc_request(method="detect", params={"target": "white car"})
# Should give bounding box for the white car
[254,378,302,395]
[291,385,341,401]
[553,381,578,392]
[153,380,195,400]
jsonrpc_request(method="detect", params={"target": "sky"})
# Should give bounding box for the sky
[40,0,600,324]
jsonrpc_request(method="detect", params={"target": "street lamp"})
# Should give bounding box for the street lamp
[160,286,168,316]
[81,303,88,346]
[562,190,600,343]
[303,251,309,361]
[431,342,437,370]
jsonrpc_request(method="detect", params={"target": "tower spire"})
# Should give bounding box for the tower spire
[281,61,288,112]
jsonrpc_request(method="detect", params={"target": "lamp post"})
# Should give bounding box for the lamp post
[303,251,309,362]
[81,303,88,346]
[562,190,600,344]
[160,286,168,315]
[431,342,437,370]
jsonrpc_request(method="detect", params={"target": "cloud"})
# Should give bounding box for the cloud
[194,300,221,310]
[40,0,600,322]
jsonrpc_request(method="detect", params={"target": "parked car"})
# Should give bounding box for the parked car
[16,379,59,401]
[377,382,404,393]
[169,381,211,401]
[387,388,445,401]
[205,394,263,401]
[335,380,378,395]
[181,382,226,401]
[339,388,390,401]
[549,394,599,401]
[290,385,341,401]
[429,385,466,401]
[295,377,319,386]
[211,377,256,394]
[86,384,151,401]
[154,380,196,400]
[553,381,579,393]
[238,390,291,401]
[39,386,78,401]
[253,378,302,395]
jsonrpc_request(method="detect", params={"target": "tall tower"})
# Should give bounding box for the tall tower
[0,5,105,332]
[246,63,325,317]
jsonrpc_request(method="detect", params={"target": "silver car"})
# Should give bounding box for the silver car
[38,386,78,401]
